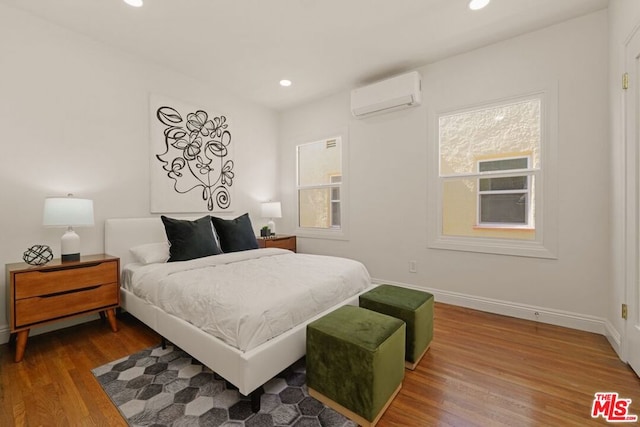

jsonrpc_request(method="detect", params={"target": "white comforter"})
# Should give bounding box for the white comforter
[122,248,370,351]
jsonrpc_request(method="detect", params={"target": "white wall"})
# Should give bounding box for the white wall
[609,0,640,360]
[0,3,618,353]
[0,4,279,341]
[280,12,611,336]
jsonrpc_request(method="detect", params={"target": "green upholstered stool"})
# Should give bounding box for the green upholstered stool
[306,305,405,427]
[360,284,434,370]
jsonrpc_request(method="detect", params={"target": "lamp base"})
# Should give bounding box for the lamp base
[61,253,80,262]
[61,227,81,263]
[267,220,276,235]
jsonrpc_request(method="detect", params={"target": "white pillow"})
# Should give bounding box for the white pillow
[130,242,170,264]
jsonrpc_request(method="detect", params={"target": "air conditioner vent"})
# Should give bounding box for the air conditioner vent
[350,71,422,118]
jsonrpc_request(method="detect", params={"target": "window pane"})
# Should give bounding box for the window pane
[480,194,527,224]
[331,202,341,227]
[442,178,477,236]
[442,178,535,240]
[331,187,340,201]
[297,137,343,232]
[298,138,342,186]
[479,158,528,172]
[479,176,527,191]
[299,188,332,229]
[439,99,540,175]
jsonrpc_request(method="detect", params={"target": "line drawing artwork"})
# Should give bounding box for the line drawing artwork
[152,100,234,212]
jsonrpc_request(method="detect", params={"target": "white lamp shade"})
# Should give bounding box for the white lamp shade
[43,197,94,227]
[261,202,282,219]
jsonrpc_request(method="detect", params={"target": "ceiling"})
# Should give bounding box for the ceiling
[2,0,608,111]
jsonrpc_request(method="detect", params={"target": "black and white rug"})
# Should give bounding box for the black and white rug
[92,345,355,427]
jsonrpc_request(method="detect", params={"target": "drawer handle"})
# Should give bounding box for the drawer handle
[39,284,101,298]
[38,262,105,273]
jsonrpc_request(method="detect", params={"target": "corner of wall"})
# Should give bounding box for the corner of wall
[604,319,623,359]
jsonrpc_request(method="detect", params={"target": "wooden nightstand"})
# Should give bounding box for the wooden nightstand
[5,254,120,362]
[257,235,297,252]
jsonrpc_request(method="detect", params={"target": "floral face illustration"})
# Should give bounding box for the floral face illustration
[155,106,234,211]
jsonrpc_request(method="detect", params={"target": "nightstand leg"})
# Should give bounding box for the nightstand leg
[15,330,29,362]
[105,309,118,332]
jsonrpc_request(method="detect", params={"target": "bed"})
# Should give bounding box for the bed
[104,216,373,403]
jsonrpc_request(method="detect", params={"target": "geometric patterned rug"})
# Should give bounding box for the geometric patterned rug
[92,345,356,427]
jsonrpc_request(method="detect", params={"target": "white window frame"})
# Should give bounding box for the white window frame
[427,89,558,259]
[295,129,349,240]
[329,174,342,228]
[476,156,533,228]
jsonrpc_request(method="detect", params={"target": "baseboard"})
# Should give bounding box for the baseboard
[372,278,608,336]
[0,326,10,345]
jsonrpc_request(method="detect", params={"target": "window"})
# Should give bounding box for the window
[329,175,342,228]
[477,156,532,227]
[296,134,347,238]
[428,91,557,258]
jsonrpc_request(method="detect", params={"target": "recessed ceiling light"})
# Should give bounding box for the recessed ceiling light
[124,0,143,7]
[469,0,490,10]
[279,79,292,87]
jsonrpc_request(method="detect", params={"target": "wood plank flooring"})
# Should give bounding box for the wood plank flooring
[0,303,638,426]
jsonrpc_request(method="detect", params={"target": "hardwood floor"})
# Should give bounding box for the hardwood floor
[0,313,159,426]
[1,303,638,426]
[382,304,640,426]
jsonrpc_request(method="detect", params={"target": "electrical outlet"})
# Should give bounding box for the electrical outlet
[409,260,417,273]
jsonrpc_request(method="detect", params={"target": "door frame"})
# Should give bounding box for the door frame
[624,25,640,377]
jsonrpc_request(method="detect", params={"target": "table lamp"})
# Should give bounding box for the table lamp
[261,201,282,235]
[43,195,94,262]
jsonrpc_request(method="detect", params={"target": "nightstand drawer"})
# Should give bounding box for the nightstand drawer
[14,282,119,327]
[257,235,296,252]
[14,261,117,299]
[265,238,296,251]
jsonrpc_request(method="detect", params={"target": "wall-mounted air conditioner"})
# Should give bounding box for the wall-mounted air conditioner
[350,71,422,118]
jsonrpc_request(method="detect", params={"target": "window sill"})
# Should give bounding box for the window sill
[428,235,557,259]
[472,225,535,232]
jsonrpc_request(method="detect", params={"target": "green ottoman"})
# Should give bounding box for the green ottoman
[360,284,434,370]
[306,305,405,427]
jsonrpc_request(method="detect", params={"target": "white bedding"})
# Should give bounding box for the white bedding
[122,248,370,351]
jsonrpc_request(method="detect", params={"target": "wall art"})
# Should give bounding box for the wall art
[150,94,234,213]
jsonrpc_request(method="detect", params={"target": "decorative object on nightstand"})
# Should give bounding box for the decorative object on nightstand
[261,201,281,235]
[260,226,271,237]
[22,244,53,266]
[257,234,296,252]
[42,194,94,262]
[6,254,120,362]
